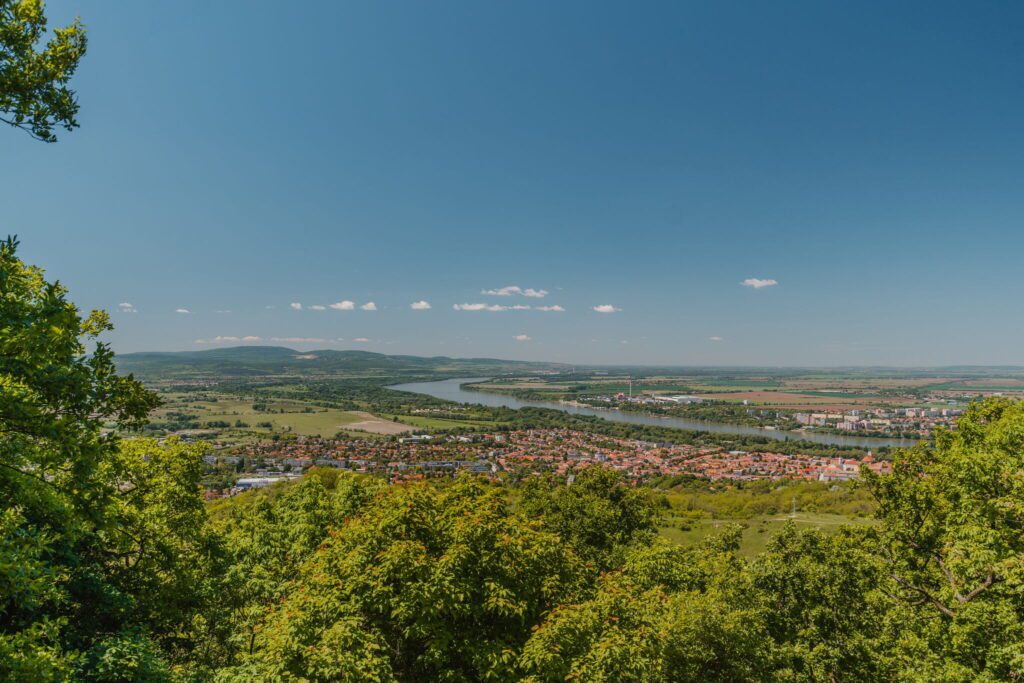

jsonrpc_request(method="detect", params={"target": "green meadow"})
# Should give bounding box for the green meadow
[658,512,873,558]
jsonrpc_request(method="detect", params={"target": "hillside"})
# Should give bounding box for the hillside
[116,346,567,380]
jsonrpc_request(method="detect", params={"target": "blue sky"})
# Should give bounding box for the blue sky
[6,1,1024,365]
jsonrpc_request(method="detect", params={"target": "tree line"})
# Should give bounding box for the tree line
[2,237,1023,680]
[2,8,1020,680]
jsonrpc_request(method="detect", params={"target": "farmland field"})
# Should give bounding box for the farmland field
[470,368,1024,414]
[152,395,415,436]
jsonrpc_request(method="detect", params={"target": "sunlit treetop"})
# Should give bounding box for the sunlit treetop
[0,0,86,142]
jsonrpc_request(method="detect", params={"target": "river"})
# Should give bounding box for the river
[388,377,917,449]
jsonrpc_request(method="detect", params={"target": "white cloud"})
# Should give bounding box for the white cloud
[481,286,548,298]
[360,302,377,311]
[195,335,262,344]
[175,308,191,314]
[117,302,137,314]
[741,278,778,289]
[353,337,370,343]
[453,302,539,312]
[514,334,532,342]
[271,337,326,343]
[290,302,302,310]
[592,304,620,314]
[329,300,355,310]
[309,305,326,311]
[536,305,565,312]
[454,303,509,312]
[410,300,432,310]
[215,309,231,314]
[709,336,723,342]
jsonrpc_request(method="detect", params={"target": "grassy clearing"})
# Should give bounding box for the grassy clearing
[649,479,876,557]
[658,512,873,558]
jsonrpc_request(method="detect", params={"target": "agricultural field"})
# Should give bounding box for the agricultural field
[681,391,900,411]
[470,368,1024,412]
[149,394,415,437]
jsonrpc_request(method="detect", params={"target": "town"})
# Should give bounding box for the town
[576,391,965,437]
[793,406,963,436]
[201,428,893,497]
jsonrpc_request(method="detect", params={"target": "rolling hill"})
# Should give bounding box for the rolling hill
[116,346,566,380]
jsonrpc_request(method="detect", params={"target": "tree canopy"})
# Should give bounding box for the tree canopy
[2,236,1024,680]
[0,237,215,679]
[0,0,86,141]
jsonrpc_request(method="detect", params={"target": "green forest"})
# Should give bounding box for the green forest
[3,5,1023,681]
[4,235,1024,681]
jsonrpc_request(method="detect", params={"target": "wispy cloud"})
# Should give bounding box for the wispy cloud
[329,300,355,310]
[271,337,326,343]
[360,302,377,311]
[175,308,191,314]
[309,305,326,311]
[592,304,620,314]
[195,335,263,344]
[536,305,565,312]
[514,334,532,342]
[215,309,231,314]
[118,302,137,314]
[290,302,302,310]
[709,336,723,342]
[482,286,519,296]
[741,278,778,289]
[410,300,432,310]
[454,303,509,311]
[481,286,548,298]
[353,337,370,343]
[453,302,540,312]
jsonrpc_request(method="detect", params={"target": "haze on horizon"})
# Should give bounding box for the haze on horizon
[8,1,1024,366]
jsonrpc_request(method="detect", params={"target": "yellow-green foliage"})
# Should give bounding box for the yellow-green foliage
[6,234,1024,681]
[0,0,87,141]
[664,479,875,519]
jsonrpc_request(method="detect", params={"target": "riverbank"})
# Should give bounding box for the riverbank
[390,377,917,450]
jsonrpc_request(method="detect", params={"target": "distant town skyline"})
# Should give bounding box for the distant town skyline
[9,1,1024,365]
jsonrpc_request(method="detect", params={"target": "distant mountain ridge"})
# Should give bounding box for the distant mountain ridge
[116,346,565,380]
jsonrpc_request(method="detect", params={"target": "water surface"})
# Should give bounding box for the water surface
[389,377,916,449]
